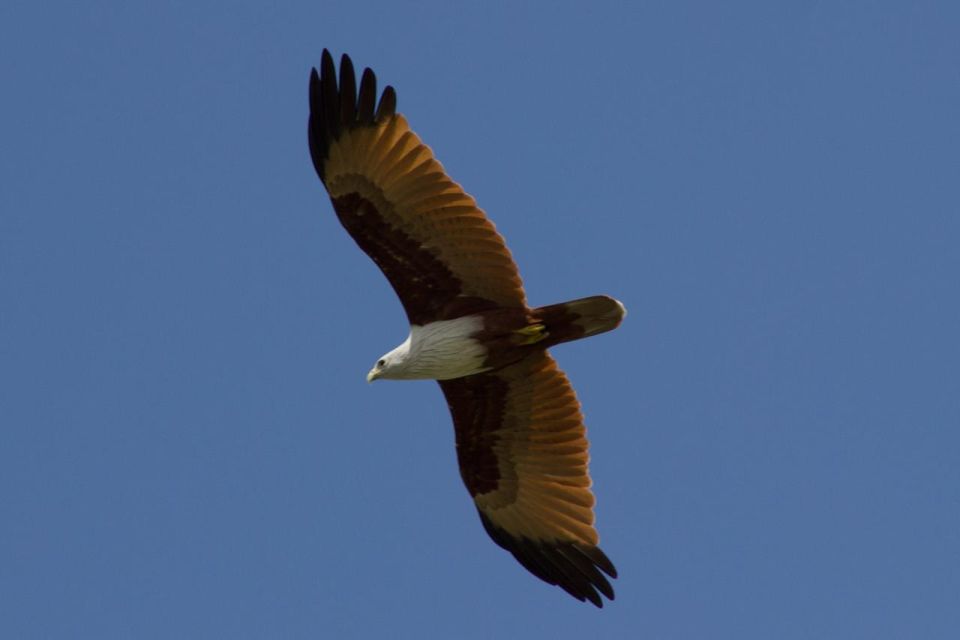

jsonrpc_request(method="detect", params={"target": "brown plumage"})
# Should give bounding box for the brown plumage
[308,50,625,607]
[309,51,524,326]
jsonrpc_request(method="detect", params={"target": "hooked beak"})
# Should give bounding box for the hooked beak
[366,367,380,383]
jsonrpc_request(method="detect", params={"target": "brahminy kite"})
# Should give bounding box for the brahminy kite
[308,50,626,607]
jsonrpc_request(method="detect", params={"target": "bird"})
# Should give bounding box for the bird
[307,50,626,607]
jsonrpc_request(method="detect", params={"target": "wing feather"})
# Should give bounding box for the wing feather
[438,351,617,607]
[309,50,526,324]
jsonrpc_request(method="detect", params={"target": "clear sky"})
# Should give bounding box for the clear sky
[2,1,959,638]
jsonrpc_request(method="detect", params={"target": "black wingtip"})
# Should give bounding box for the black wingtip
[357,67,377,125]
[307,51,398,183]
[477,510,617,607]
[376,85,397,121]
[338,54,357,126]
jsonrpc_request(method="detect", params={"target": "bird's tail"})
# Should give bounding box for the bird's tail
[531,295,626,348]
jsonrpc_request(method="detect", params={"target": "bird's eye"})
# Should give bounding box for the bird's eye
[377,359,385,367]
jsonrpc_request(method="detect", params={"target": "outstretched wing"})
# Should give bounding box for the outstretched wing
[438,351,617,607]
[308,50,527,326]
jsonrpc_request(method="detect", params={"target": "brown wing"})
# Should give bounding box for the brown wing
[308,50,526,325]
[438,351,617,607]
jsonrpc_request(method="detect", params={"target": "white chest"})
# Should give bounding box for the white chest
[396,316,489,380]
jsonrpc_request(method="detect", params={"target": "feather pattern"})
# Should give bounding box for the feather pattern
[308,50,620,607]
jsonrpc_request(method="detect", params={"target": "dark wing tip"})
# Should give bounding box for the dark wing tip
[308,51,398,183]
[478,510,617,607]
[376,85,397,121]
[357,68,377,124]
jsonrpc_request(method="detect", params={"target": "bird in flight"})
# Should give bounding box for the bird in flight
[307,50,626,607]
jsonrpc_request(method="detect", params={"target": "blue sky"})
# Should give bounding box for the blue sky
[3,1,959,638]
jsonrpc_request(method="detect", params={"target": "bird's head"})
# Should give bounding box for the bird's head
[367,337,411,382]
[366,355,389,382]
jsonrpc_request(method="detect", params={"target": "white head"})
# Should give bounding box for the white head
[366,336,412,382]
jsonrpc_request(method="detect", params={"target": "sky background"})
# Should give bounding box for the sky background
[2,1,959,638]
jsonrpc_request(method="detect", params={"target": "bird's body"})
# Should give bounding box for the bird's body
[370,297,627,382]
[369,315,489,381]
[308,50,626,607]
